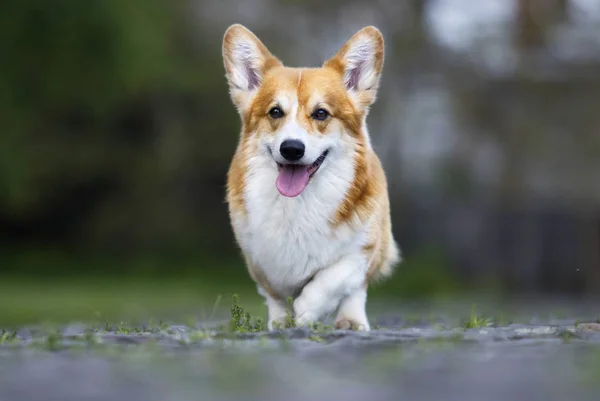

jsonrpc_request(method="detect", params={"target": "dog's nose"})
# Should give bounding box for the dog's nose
[280,140,305,161]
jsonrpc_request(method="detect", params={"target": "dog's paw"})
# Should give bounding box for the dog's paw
[293,297,319,327]
[335,318,370,332]
[294,310,318,327]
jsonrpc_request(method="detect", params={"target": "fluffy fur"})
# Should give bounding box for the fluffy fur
[222,24,401,331]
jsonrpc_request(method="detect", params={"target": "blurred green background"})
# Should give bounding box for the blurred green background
[2,0,600,325]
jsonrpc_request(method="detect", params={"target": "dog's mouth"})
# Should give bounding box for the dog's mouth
[275,150,329,198]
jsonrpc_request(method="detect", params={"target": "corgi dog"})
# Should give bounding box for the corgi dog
[222,24,401,331]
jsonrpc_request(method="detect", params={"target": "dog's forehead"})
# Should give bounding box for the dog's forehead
[259,67,344,109]
[297,68,345,104]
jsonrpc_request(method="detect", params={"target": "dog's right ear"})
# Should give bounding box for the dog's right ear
[222,24,282,112]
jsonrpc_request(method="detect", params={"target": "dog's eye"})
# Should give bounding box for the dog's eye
[268,107,284,119]
[312,108,329,121]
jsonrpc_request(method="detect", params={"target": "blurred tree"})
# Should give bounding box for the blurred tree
[515,0,546,51]
[1,0,172,211]
[0,0,237,253]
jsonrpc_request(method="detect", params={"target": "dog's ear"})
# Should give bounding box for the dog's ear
[324,26,384,110]
[222,24,282,112]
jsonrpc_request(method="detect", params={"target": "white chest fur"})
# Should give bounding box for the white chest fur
[231,150,365,297]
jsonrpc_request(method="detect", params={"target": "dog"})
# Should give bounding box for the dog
[221,24,401,331]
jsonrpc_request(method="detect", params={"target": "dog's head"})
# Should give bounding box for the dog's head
[222,24,384,198]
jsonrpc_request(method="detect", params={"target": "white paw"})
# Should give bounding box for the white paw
[335,318,370,331]
[294,311,318,327]
[293,297,319,327]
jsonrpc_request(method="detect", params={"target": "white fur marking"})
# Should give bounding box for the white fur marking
[258,287,289,330]
[335,287,370,331]
[293,252,368,327]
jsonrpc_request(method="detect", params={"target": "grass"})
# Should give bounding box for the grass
[367,247,462,300]
[228,294,264,333]
[270,297,297,330]
[223,294,338,342]
[0,246,515,346]
[45,329,63,351]
[464,305,492,329]
[0,290,371,351]
[0,274,262,326]
[1,290,464,351]
[0,329,17,344]
[284,297,296,328]
[0,245,474,326]
[559,329,578,343]
[3,292,592,353]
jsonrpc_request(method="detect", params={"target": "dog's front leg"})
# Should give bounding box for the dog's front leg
[257,285,289,330]
[293,254,368,329]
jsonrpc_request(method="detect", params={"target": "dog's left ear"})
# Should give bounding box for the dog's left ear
[222,24,283,112]
[324,26,384,110]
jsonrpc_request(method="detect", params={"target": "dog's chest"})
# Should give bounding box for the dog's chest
[234,170,359,295]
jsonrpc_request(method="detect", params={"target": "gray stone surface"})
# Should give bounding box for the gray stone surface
[1,304,600,401]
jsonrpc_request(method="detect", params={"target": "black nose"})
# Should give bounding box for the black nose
[280,140,305,161]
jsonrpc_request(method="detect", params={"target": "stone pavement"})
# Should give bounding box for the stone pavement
[1,303,600,401]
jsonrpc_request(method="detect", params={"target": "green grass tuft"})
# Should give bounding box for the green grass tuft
[45,329,63,351]
[116,321,132,334]
[272,297,297,330]
[308,334,326,343]
[0,329,18,344]
[228,294,265,333]
[309,321,334,333]
[188,330,211,343]
[559,329,578,343]
[284,297,296,329]
[464,305,492,329]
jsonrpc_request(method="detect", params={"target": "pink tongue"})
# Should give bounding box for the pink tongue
[276,165,310,197]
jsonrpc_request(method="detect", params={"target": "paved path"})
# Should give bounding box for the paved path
[1,303,600,401]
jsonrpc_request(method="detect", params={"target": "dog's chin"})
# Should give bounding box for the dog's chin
[273,150,329,197]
